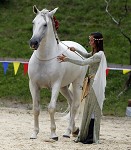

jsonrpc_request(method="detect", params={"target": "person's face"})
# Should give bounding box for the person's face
[89,35,95,49]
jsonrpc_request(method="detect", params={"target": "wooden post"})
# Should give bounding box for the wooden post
[128,99,131,107]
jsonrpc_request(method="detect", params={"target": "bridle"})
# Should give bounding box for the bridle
[51,16,84,60]
[39,12,84,60]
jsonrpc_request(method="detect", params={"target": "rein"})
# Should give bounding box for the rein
[37,14,84,61]
[51,17,84,60]
[60,41,84,60]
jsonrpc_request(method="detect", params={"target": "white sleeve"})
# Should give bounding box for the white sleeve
[75,49,92,58]
[65,52,101,66]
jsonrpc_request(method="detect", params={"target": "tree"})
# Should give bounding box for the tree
[105,0,131,94]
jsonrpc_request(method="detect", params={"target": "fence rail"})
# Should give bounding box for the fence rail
[0,58,131,70]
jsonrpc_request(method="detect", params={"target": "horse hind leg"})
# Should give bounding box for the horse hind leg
[60,85,75,138]
[29,81,40,139]
[69,81,83,136]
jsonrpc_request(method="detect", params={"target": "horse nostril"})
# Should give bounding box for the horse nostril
[29,38,39,50]
[34,41,38,46]
[30,40,38,46]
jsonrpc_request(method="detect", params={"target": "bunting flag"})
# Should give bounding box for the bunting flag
[0,60,28,75]
[0,60,131,76]
[106,68,109,76]
[13,62,20,75]
[123,69,131,74]
[2,62,9,74]
[23,63,28,75]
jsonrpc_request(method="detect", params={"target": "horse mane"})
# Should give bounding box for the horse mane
[41,8,49,14]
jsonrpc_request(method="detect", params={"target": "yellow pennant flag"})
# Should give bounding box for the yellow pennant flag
[13,62,20,75]
[123,69,131,74]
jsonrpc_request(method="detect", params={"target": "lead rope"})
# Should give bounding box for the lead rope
[51,17,84,60]
[60,41,84,60]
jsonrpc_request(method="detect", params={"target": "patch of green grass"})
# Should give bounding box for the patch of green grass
[0,0,131,116]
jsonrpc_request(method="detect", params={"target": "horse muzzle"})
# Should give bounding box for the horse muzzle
[29,39,39,50]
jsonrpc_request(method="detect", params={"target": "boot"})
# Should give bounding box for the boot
[82,119,94,144]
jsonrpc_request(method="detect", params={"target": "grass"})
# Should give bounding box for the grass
[0,0,131,116]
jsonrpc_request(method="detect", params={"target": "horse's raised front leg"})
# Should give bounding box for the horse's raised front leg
[29,80,40,139]
[48,83,60,141]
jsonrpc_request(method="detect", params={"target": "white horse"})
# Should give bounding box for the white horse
[28,5,88,140]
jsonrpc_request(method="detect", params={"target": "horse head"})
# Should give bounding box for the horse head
[30,5,58,50]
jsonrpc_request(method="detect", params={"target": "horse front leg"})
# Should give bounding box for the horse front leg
[48,83,60,141]
[29,80,40,139]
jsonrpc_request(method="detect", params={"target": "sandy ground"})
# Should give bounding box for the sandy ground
[0,107,131,150]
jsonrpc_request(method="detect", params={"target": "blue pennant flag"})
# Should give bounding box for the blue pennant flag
[2,62,9,74]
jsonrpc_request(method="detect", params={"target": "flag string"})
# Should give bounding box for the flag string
[0,60,131,75]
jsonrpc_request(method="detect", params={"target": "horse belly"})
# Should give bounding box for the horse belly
[60,63,85,87]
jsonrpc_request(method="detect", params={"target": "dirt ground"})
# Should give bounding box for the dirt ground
[0,107,131,150]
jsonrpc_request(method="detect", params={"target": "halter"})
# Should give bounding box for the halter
[40,12,84,60]
[40,10,60,44]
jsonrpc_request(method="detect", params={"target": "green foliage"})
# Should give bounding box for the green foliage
[0,0,131,116]
[104,71,131,116]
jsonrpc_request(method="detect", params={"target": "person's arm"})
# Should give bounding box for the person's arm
[69,47,92,58]
[58,52,101,66]
[76,49,92,58]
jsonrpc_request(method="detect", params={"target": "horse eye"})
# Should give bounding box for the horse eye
[44,24,47,27]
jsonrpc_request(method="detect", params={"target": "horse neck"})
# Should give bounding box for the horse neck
[35,23,59,60]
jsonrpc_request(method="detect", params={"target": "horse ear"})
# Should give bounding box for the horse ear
[48,7,58,17]
[33,5,40,14]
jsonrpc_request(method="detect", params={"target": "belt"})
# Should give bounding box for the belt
[88,74,95,79]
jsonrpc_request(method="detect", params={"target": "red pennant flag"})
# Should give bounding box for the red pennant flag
[106,68,109,76]
[23,63,28,75]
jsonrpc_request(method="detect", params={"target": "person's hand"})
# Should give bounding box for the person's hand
[57,54,67,62]
[68,47,76,52]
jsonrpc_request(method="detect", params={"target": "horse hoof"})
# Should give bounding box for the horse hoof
[72,128,79,137]
[30,137,37,139]
[52,137,58,141]
[73,139,79,143]
[30,134,37,139]
[63,135,70,138]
